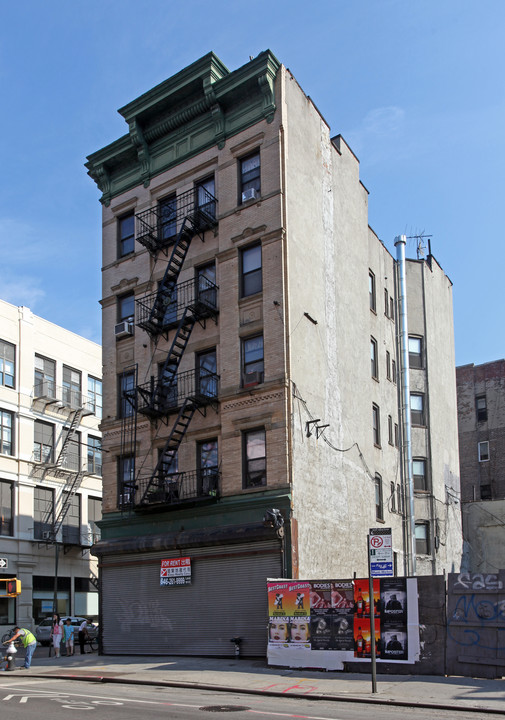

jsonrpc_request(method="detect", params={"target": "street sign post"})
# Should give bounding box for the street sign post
[369,527,393,577]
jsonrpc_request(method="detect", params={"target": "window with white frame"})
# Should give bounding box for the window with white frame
[87,436,102,476]
[0,340,15,389]
[87,376,102,419]
[413,458,428,491]
[34,420,53,463]
[0,410,14,456]
[34,355,56,398]
[478,441,490,462]
[410,393,425,425]
[408,336,423,369]
[63,366,81,408]
[415,521,430,555]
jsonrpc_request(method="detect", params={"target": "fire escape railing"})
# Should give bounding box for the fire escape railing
[135,186,217,256]
[136,276,218,338]
[137,368,219,420]
[118,186,220,512]
[135,468,220,508]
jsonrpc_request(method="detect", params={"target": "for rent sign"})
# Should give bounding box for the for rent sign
[160,557,191,586]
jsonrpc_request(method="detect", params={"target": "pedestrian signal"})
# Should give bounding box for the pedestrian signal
[0,578,21,597]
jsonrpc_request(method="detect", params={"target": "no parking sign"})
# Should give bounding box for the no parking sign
[369,528,393,577]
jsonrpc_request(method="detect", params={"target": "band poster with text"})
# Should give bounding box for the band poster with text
[267,577,409,659]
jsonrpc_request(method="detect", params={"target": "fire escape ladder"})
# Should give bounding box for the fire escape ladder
[52,470,85,541]
[119,364,138,514]
[55,408,83,469]
[139,398,197,504]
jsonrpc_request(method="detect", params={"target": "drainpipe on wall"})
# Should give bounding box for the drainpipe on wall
[394,235,416,577]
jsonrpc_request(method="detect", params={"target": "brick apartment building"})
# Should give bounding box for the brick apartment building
[456,359,505,572]
[87,51,462,656]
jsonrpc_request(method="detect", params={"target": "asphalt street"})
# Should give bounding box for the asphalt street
[0,678,498,720]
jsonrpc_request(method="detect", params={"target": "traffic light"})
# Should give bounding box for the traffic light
[0,578,21,597]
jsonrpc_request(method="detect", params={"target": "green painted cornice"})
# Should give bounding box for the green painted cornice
[97,487,291,541]
[86,50,281,205]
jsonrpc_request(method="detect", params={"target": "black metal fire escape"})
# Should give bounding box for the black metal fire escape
[120,186,219,510]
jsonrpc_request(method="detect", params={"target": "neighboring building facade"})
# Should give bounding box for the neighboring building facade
[457,359,505,572]
[87,51,461,656]
[0,300,102,634]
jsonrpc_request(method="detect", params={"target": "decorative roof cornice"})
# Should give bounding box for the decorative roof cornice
[86,51,281,205]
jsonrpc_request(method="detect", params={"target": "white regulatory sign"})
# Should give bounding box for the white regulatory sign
[369,527,393,577]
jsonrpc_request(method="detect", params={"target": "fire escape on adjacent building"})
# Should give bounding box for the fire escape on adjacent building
[119,185,220,511]
[31,381,96,553]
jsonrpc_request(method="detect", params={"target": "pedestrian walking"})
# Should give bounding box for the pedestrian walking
[63,618,75,656]
[6,627,37,669]
[78,619,90,654]
[51,613,63,658]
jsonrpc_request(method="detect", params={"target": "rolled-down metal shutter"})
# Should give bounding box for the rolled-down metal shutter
[101,541,281,656]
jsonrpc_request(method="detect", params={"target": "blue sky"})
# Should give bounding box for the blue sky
[1,1,503,365]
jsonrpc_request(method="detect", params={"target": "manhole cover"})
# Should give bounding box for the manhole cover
[200,706,250,713]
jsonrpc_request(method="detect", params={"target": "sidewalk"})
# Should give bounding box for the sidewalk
[3,648,504,715]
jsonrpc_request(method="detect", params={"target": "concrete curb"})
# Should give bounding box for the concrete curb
[18,672,505,716]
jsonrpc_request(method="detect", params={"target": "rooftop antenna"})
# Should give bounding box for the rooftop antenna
[407,231,432,260]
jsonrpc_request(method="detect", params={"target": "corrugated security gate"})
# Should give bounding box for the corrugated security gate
[101,540,281,656]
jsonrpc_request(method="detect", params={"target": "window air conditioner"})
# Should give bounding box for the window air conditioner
[114,321,134,338]
[241,188,257,203]
[243,371,263,387]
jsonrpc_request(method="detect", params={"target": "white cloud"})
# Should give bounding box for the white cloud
[0,275,46,310]
[344,106,407,165]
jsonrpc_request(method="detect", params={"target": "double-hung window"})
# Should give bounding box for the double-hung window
[198,439,219,494]
[87,376,102,419]
[476,395,487,422]
[372,404,381,447]
[61,429,81,471]
[63,366,81,408]
[118,372,135,418]
[118,213,135,257]
[0,340,15,389]
[243,428,266,488]
[0,480,13,536]
[240,152,260,202]
[87,436,102,475]
[197,349,217,399]
[118,293,135,324]
[413,458,428,491]
[369,271,376,312]
[62,492,80,544]
[118,455,135,506]
[197,262,217,309]
[34,420,53,463]
[375,474,383,521]
[415,521,430,555]
[478,441,490,462]
[410,393,425,426]
[241,244,262,297]
[196,177,216,221]
[371,337,378,379]
[408,336,423,368]
[34,355,55,398]
[159,194,177,241]
[242,335,264,386]
[34,486,54,540]
[88,497,102,543]
[0,409,14,456]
